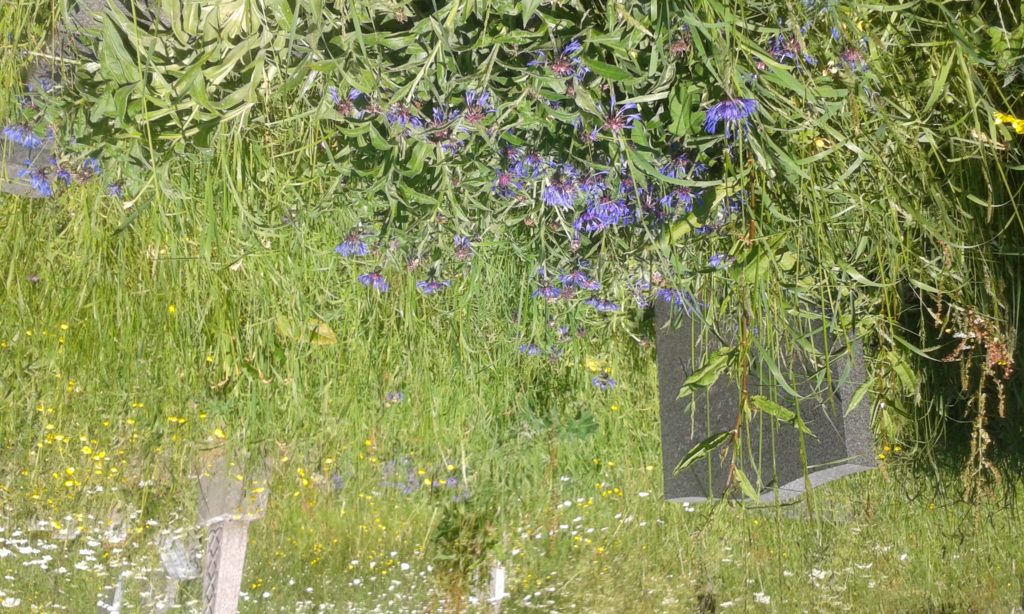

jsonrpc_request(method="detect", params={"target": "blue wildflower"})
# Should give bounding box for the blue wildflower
[529,39,587,80]
[591,375,616,391]
[542,163,579,208]
[512,151,549,179]
[709,253,733,269]
[329,86,364,117]
[358,271,390,292]
[519,343,543,356]
[660,186,699,213]
[704,98,758,139]
[426,104,464,153]
[656,288,701,314]
[453,235,473,260]
[416,279,451,295]
[559,270,600,291]
[81,157,102,179]
[532,285,562,300]
[106,183,123,199]
[17,165,53,197]
[575,197,632,233]
[384,391,405,404]
[336,232,369,257]
[599,92,641,134]
[3,123,45,149]
[55,167,72,187]
[840,46,868,72]
[463,89,494,124]
[585,297,620,313]
[660,149,707,179]
[492,168,523,198]
[386,103,423,129]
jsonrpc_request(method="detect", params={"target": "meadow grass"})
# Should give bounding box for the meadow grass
[2,152,1024,611]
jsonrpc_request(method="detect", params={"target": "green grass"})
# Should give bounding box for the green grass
[2,155,1024,611]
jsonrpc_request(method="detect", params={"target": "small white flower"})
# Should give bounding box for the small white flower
[754,592,770,605]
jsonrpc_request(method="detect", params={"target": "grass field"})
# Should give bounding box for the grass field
[2,172,1023,612]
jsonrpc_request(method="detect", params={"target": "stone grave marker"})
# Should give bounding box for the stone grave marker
[655,299,875,503]
[197,451,269,614]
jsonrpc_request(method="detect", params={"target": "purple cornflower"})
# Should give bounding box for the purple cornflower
[575,197,632,232]
[585,297,620,312]
[542,163,579,208]
[656,288,701,314]
[709,253,733,269]
[358,271,390,292]
[55,167,72,187]
[80,157,102,179]
[426,104,464,153]
[840,47,868,72]
[3,124,45,149]
[416,279,451,295]
[660,186,699,213]
[532,285,562,300]
[17,165,52,197]
[519,343,543,356]
[106,182,124,199]
[529,39,587,80]
[559,271,600,291]
[577,171,607,202]
[336,231,369,257]
[453,235,473,261]
[703,98,758,139]
[512,150,548,179]
[492,168,523,198]
[591,375,617,391]
[463,89,494,123]
[386,103,423,129]
[660,149,707,179]
[599,92,641,134]
[329,86,364,117]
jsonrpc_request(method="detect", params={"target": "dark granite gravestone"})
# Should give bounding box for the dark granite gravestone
[655,299,875,503]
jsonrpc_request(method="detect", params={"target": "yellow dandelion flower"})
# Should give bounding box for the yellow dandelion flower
[213,428,227,440]
[168,304,177,315]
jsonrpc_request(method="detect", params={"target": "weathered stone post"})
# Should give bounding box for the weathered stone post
[197,453,269,614]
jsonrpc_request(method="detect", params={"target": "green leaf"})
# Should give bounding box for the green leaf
[99,15,142,84]
[668,83,691,136]
[520,0,542,25]
[733,468,761,501]
[673,431,730,474]
[582,57,634,81]
[678,346,735,398]
[750,395,813,435]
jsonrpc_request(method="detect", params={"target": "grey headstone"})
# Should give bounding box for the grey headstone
[201,520,251,614]
[655,300,875,503]
[196,451,269,614]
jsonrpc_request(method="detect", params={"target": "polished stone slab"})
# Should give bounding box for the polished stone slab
[655,300,875,503]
